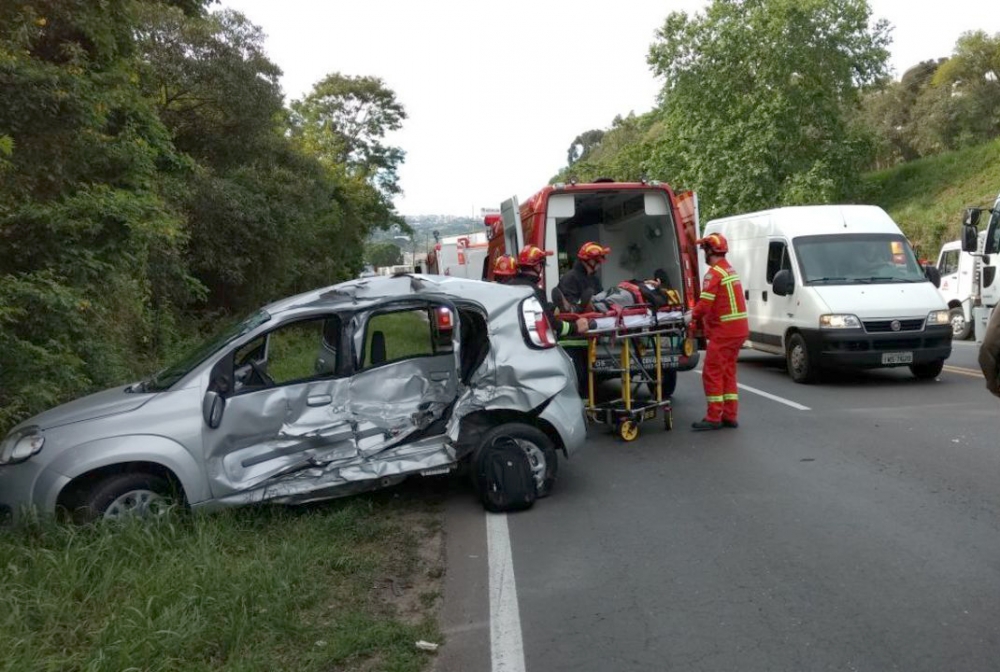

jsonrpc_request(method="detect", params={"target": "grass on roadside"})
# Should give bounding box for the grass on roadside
[859,138,1000,254]
[0,489,443,672]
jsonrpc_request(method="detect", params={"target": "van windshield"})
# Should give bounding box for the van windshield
[793,234,927,285]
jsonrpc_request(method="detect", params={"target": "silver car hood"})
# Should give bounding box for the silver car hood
[25,386,155,431]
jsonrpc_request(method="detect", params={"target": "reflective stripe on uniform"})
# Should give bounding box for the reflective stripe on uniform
[706,395,724,403]
[720,312,748,322]
[700,292,716,301]
[723,393,739,401]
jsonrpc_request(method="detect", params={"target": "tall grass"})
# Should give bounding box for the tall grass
[859,138,1000,254]
[0,494,440,672]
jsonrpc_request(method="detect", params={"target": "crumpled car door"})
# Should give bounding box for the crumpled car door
[346,301,461,457]
[202,313,356,499]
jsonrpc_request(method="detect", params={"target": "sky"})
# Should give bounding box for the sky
[221,0,1000,216]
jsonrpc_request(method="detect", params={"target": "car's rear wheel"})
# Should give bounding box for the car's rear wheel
[476,423,558,498]
[65,472,178,524]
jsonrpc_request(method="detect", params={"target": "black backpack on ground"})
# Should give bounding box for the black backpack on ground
[474,436,537,513]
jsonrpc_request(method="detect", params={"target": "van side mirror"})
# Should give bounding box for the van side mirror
[203,391,225,429]
[924,264,941,288]
[772,269,794,296]
[961,222,979,252]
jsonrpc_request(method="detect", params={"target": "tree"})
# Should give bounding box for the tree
[291,73,407,198]
[645,0,891,218]
[567,129,605,165]
[932,31,1000,147]
[365,242,403,269]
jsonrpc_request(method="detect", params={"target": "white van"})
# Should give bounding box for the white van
[703,205,953,383]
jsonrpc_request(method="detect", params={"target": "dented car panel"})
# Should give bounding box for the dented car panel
[0,275,585,522]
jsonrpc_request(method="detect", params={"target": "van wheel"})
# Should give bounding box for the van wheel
[786,333,818,384]
[910,359,944,380]
[476,423,558,498]
[950,308,972,340]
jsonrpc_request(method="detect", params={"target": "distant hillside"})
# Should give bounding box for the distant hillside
[853,139,1000,256]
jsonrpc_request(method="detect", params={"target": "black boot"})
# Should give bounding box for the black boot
[691,419,722,431]
[722,419,739,428]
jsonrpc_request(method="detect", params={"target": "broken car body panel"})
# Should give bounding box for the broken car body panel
[0,275,585,520]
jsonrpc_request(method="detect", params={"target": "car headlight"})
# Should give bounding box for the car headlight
[0,428,45,466]
[819,314,861,329]
[927,310,950,326]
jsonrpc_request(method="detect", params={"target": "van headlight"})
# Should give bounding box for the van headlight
[819,314,861,329]
[0,428,45,466]
[926,310,950,326]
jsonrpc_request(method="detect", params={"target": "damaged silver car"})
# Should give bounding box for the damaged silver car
[0,275,586,523]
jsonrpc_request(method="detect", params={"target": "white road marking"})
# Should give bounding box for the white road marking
[487,512,526,672]
[696,370,811,411]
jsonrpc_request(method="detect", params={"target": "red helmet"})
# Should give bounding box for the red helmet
[493,254,518,277]
[695,232,728,255]
[517,245,553,268]
[577,241,611,261]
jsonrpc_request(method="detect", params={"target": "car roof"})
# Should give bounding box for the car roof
[261,274,534,316]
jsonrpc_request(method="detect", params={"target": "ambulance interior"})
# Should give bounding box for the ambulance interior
[550,191,684,306]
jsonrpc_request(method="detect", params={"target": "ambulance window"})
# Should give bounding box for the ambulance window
[766,241,791,282]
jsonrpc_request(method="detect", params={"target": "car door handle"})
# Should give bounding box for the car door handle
[307,395,332,406]
[744,289,749,300]
[430,372,450,382]
[762,291,768,302]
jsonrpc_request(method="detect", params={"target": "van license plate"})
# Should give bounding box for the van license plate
[882,352,913,365]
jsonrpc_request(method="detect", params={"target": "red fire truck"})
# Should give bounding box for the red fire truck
[485,178,702,397]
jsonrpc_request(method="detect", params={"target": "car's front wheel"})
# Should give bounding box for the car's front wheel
[64,472,178,524]
[476,423,558,498]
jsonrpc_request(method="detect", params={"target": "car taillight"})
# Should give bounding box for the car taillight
[520,297,556,349]
[437,306,453,330]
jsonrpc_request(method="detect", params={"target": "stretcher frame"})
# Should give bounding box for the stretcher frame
[566,305,686,442]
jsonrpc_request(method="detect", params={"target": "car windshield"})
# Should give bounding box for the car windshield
[793,233,927,285]
[140,310,272,392]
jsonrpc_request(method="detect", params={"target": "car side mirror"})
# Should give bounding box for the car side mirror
[924,264,941,288]
[772,269,794,296]
[962,221,979,252]
[203,390,225,429]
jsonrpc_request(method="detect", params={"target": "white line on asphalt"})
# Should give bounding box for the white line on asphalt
[487,512,526,672]
[696,370,811,411]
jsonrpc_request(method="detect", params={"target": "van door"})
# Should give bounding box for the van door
[755,238,795,353]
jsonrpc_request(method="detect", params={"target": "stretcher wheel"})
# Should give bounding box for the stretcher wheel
[664,412,673,432]
[619,420,639,442]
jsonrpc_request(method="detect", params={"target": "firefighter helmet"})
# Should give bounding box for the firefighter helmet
[493,254,518,277]
[577,241,611,261]
[517,245,553,268]
[695,233,728,255]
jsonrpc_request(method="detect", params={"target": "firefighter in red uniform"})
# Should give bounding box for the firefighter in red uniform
[691,233,749,431]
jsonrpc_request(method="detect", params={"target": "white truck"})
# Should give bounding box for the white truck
[935,239,978,340]
[959,191,1000,344]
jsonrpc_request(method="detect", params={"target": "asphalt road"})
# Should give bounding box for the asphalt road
[436,340,1000,672]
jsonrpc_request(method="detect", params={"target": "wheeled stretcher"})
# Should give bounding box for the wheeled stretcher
[560,305,686,441]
